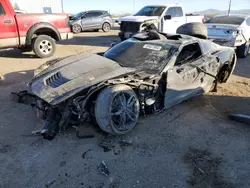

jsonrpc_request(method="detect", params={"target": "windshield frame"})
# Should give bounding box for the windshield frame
[134,6,166,17]
[104,38,178,74]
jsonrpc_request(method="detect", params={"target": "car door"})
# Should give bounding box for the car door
[0,1,18,48]
[90,11,103,28]
[164,42,205,108]
[163,6,186,34]
[81,12,102,29]
[81,12,95,29]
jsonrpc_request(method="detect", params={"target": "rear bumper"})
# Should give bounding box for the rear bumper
[60,32,73,40]
[209,34,247,48]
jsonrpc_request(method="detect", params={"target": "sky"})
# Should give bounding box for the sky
[62,0,250,14]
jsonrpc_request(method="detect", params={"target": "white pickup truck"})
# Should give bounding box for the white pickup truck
[119,5,204,40]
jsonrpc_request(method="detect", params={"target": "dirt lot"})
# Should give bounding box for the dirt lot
[0,30,250,188]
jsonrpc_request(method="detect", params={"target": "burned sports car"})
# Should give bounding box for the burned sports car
[13,29,237,140]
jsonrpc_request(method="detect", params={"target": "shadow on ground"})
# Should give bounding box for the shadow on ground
[0,49,37,59]
[59,34,120,47]
[232,53,250,79]
[0,70,34,87]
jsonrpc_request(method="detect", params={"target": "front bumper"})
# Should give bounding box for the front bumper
[60,32,74,40]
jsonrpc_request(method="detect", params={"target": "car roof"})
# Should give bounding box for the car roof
[86,10,108,13]
[214,14,249,19]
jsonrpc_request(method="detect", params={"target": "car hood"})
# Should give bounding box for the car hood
[119,15,159,23]
[30,54,135,105]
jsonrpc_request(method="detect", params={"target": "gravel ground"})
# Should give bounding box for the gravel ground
[0,30,250,188]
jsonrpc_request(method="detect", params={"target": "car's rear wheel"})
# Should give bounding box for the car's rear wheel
[32,35,56,58]
[176,22,208,39]
[72,24,82,33]
[102,22,111,32]
[237,42,249,58]
[95,84,140,135]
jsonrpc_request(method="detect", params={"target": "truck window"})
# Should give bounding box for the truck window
[0,3,5,15]
[166,7,183,18]
[135,6,166,16]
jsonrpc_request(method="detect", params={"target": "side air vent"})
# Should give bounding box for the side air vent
[45,72,70,88]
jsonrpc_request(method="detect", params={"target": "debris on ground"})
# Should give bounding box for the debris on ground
[97,161,110,177]
[228,114,250,125]
[184,147,236,188]
[99,135,119,153]
[99,135,133,155]
[44,180,56,188]
[81,149,93,159]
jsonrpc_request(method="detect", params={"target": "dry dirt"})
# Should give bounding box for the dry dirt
[0,30,250,188]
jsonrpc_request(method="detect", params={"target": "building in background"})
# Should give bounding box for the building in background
[10,0,63,13]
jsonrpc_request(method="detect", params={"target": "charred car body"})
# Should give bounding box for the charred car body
[13,28,237,140]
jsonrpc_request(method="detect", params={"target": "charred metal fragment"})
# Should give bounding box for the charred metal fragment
[228,114,250,125]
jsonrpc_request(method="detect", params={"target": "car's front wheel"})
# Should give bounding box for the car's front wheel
[32,35,56,58]
[102,22,111,32]
[95,84,140,135]
[72,24,82,33]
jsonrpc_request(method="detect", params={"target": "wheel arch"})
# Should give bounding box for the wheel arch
[217,52,236,83]
[26,22,61,45]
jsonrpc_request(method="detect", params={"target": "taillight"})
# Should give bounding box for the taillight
[202,18,204,23]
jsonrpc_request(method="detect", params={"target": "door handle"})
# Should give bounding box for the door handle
[176,68,184,74]
[4,20,12,24]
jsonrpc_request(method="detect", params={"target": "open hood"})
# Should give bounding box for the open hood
[30,54,135,105]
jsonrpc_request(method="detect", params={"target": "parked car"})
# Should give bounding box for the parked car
[118,4,204,40]
[205,14,250,58]
[0,0,73,58]
[70,10,113,33]
[13,24,236,140]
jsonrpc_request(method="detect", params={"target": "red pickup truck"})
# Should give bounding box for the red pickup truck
[0,0,73,58]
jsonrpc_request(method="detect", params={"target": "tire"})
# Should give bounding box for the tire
[237,42,249,58]
[72,24,82,33]
[176,22,208,39]
[95,84,140,135]
[102,22,111,32]
[32,35,56,58]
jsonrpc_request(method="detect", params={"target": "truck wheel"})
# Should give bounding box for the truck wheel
[102,22,111,32]
[72,24,82,33]
[176,22,208,39]
[237,42,249,58]
[32,35,56,58]
[95,84,140,135]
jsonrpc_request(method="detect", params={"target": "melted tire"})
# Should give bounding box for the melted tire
[95,84,140,135]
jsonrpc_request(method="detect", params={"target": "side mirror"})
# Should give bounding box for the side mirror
[81,16,85,19]
[164,15,172,20]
